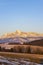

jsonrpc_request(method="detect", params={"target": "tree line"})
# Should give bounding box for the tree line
[0,45,43,54]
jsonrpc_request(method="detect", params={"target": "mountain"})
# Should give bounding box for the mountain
[0,30,43,38]
[0,30,43,44]
[28,39,43,46]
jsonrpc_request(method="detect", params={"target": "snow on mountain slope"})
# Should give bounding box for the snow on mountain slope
[0,30,43,38]
[0,30,43,44]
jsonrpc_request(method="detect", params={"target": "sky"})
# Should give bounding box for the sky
[0,0,43,35]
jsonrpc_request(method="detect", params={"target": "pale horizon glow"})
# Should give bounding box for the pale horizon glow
[0,0,43,35]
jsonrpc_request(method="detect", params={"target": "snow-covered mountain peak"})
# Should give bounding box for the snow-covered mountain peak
[0,30,43,39]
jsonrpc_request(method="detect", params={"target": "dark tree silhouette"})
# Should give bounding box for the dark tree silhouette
[0,46,2,51]
[10,48,14,52]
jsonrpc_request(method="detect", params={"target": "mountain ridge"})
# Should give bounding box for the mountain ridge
[0,30,43,39]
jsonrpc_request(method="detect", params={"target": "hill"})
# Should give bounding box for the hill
[26,39,43,46]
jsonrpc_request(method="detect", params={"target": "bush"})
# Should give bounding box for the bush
[13,46,21,53]
[36,47,43,54]
[10,48,14,52]
[1,47,5,52]
[26,46,31,53]
[0,46,2,51]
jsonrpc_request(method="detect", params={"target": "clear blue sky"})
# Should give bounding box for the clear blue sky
[0,0,43,35]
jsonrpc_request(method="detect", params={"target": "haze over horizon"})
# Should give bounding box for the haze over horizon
[0,0,43,35]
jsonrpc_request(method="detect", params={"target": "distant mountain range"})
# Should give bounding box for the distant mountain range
[0,30,43,44]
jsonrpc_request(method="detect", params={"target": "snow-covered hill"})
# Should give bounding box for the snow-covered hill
[0,30,43,44]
